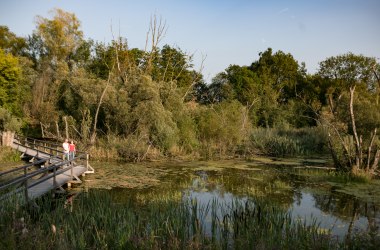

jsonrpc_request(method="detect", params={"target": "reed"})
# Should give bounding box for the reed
[250,127,329,157]
[2,191,378,249]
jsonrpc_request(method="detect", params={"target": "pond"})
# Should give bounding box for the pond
[82,157,380,240]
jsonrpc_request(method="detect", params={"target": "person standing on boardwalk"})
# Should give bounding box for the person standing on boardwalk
[69,140,76,160]
[62,139,70,161]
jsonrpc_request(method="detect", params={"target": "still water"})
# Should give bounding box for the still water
[85,159,380,239]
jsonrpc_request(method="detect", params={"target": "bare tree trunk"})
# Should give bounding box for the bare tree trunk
[371,150,380,173]
[349,86,361,171]
[55,121,60,139]
[63,116,69,139]
[90,72,113,145]
[40,122,45,138]
[367,128,377,171]
[328,133,343,170]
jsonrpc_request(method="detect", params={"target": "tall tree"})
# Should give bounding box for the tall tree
[35,8,83,65]
[318,53,380,176]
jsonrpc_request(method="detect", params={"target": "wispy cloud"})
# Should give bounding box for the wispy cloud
[278,8,289,14]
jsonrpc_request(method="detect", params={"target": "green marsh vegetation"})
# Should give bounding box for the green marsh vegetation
[2,180,380,249]
[0,190,371,250]
[1,158,380,249]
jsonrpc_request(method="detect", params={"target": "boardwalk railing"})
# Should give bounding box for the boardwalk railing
[0,134,94,205]
[13,134,89,159]
[0,154,91,205]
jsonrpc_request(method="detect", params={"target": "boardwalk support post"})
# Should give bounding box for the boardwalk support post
[53,166,57,187]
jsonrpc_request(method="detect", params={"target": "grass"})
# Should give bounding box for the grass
[2,191,379,249]
[0,146,22,163]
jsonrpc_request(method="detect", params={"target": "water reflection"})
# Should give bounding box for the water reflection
[92,162,380,239]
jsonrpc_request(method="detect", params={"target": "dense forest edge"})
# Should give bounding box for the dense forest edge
[1,9,379,178]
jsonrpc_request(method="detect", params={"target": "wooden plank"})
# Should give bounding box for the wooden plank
[27,165,87,199]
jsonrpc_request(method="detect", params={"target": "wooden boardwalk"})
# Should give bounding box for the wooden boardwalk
[27,165,87,199]
[0,135,94,204]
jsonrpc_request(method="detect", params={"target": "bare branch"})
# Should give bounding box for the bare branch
[144,14,167,74]
[182,54,207,101]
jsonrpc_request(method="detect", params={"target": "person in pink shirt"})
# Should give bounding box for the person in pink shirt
[69,140,76,160]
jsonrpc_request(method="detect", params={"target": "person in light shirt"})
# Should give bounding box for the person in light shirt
[62,139,69,161]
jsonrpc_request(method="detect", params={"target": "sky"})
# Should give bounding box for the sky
[1,0,379,82]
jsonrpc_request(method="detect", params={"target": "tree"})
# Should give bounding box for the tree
[35,8,83,65]
[152,45,193,88]
[318,53,380,176]
[0,26,27,56]
[250,48,299,104]
[0,49,21,114]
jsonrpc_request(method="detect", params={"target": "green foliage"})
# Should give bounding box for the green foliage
[0,49,22,114]
[152,45,194,88]
[128,76,179,152]
[35,8,83,63]
[0,26,27,56]
[318,52,378,90]
[0,107,23,132]
[195,100,250,158]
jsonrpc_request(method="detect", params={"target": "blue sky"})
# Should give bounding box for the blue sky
[1,0,379,82]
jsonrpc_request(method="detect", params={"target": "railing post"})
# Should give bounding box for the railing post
[24,167,29,204]
[70,161,73,179]
[86,154,89,171]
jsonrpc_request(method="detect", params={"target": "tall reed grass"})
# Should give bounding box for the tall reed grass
[250,127,329,157]
[4,191,376,249]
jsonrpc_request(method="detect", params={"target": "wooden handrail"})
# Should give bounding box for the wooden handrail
[0,158,48,177]
[1,134,93,204]
[0,154,86,191]
[14,134,87,155]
